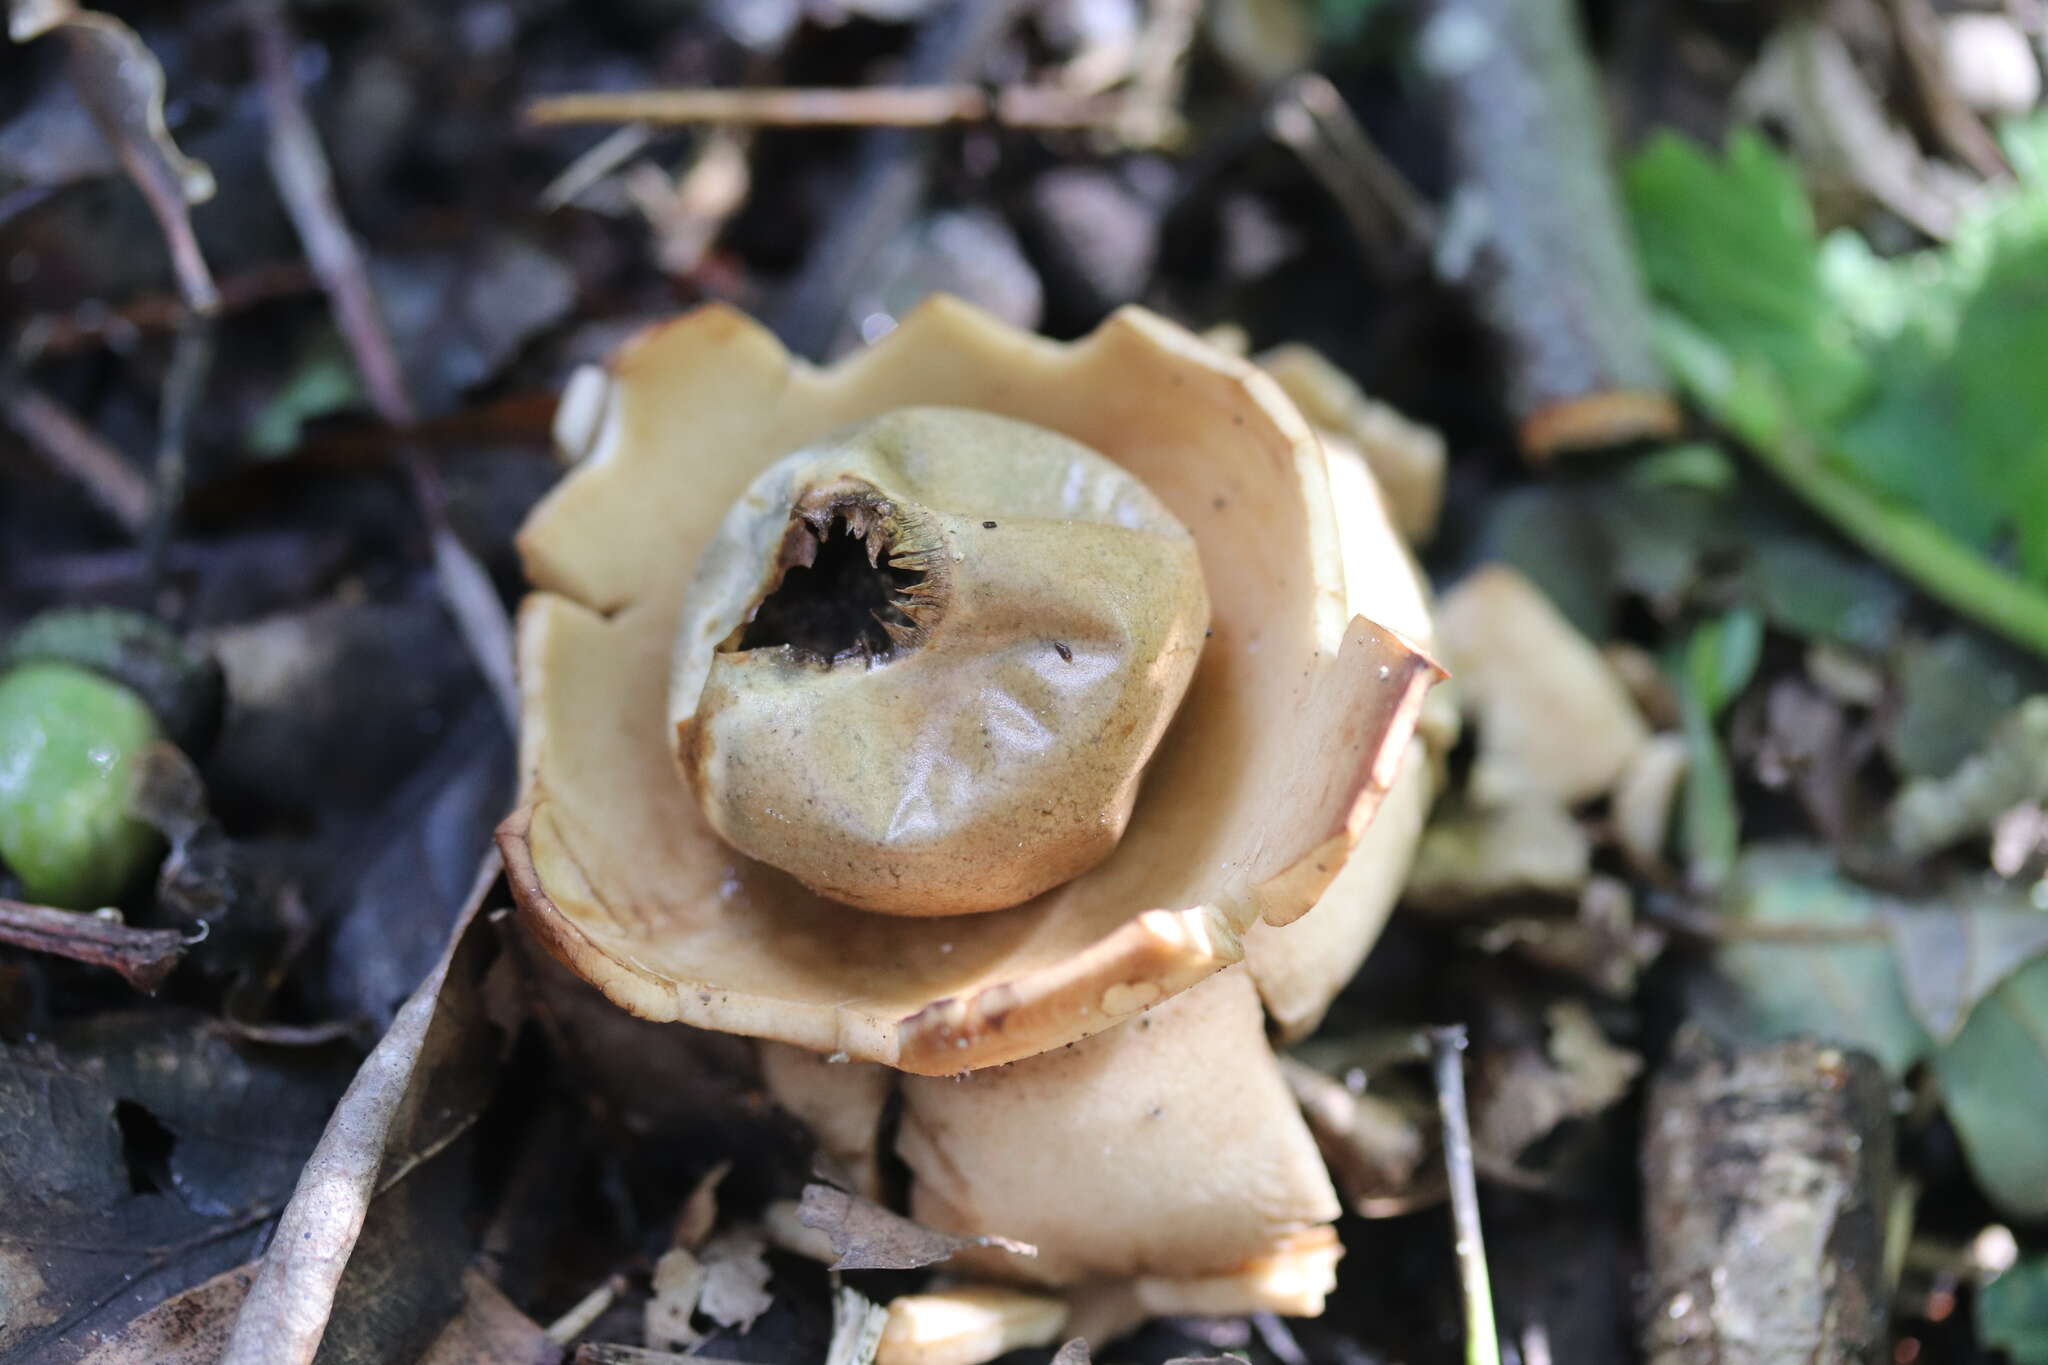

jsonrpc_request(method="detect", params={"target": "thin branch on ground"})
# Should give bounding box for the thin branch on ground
[1884,0,2011,181]
[1429,1025,1502,1365]
[1266,73,1435,280]
[27,262,317,356]
[0,897,191,993]
[526,84,1124,133]
[144,315,215,577]
[545,1272,627,1345]
[1,382,154,534]
[34,8,225,555]
[55,14,221,317]
[246,0,519,727]
[770,0,1036,359]
[1116,0,1199,150]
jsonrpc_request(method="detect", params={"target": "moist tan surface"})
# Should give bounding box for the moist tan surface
[672,408,1210,916]
[500,298,1438,1074]
[897,967,1342,1283]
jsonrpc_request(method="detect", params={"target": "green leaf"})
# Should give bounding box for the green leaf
[1625,131,1868,426]
[1935,956,2048,1220]
[1682,607,1764,718]
[1669,609,1763,888]
[1628,130,2048,656]
[1885,630,2048,780]
[246,332,361,457]
[1709,846,2048,1217]
[1951,230,2048,580]
[1742,534,1906,653]
[1878,899,2048,1044]
[1980,1255,2048,1365]
[1713,846,1931,1076]
[1627,442,1738,494]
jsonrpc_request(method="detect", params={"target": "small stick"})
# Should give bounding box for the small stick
[27,261,316,356]
[1884,0,2011,181]
[771,0,1035,359]
[524,84,1130,135]
[1642,1030,1893,1363]
[1412,0,1679,459]
[1429,1025,1501,1365]
[1116,0,1200,149]
[1,383,154,533]
[1266,73,1434,280]
[58,21,221,317]
[246,0,518,728]
[0,897,190,993]
[45,11,221,556]
[545,1272,627,1345]
[144,315,215,578]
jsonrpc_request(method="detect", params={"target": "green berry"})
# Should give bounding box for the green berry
[0,661,164,909]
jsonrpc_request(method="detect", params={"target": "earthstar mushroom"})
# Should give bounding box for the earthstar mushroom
[499,297,1442,1344]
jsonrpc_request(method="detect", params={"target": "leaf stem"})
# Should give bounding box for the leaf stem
[1429,1025,1501,1365]
[1744,427,2048,659]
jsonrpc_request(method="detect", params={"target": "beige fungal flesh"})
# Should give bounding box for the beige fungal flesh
[498,298,1439,1074]
[500,298,1450,1342]
[671,407,1210,917]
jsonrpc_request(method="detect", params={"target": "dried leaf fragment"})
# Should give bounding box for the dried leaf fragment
[1437,565,1650,808]
[797,1184,1035,1271]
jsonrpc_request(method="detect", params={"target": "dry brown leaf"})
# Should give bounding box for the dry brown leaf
[1473,999,1642,1166]
[416,1271,562,1365]
[1407,796,1591,909]
[1436,565,1650,808]
[1737,19,1977,240]
[796,1184,1036,1271]
[73,1265,254,1365]
[1280,1056,1431,1215]
[218,855,508,1365]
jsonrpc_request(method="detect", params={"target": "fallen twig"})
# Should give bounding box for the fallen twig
[1265,73,1434,280]
[0,382,154,533]
[769,0,1037,359]
[18,3,223,555]
[0,897,190,992]
[246,0,518,728]
[1884,0,2010,182]
[26,261,317,357]
[144,315,214,575]
[526,84,1124,132]
[38,7,220,315]
[1412,0,1679,458]
[545,1273,627,1346]
[1116,0,1199,149]
[1429,1025,1501,1365]
[1642,1029,1893,1363]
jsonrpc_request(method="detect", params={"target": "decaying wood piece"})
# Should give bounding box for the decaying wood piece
[1641,1029,1893,1365]
[1411,0,1679,459]
[0,896,188,992]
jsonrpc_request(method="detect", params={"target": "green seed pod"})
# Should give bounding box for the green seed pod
[3,607,223,755]
[0,661,165,908]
